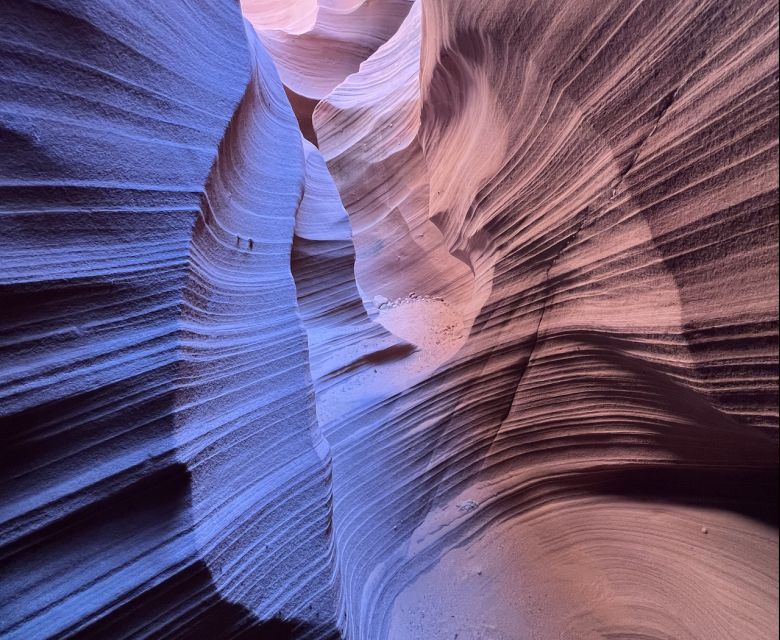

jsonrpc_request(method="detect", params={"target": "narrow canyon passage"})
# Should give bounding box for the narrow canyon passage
[0,1,777,640]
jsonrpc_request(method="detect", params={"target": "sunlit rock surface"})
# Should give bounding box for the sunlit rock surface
[243,0,413,143]
[1,1,778,639]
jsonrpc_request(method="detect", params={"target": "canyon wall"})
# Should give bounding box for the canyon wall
[1,1,778,639]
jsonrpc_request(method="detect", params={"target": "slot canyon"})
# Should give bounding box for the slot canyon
[0,1,778,639]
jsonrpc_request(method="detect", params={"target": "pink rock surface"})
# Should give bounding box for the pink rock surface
[0,1,777,639]
[243,0,413,142]
[307,0,779,638]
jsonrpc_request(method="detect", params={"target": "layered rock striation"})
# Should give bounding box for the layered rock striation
[1,1,778,639]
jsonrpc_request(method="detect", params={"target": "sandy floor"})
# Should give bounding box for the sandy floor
[388,498,779,640]
[377,294,465,357]
[313,294,467,425]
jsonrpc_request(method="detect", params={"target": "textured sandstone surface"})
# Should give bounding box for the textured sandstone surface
[1,1,778,639]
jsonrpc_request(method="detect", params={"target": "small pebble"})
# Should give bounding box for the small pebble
[458,499,479,513]
[701,526,708,535]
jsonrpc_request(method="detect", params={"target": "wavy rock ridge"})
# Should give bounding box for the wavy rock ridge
[1,1,778,639]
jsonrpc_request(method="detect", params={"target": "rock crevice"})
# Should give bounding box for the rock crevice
[1,1,778,639]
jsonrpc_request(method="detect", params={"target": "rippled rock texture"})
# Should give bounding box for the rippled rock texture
[1,1,778,639]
